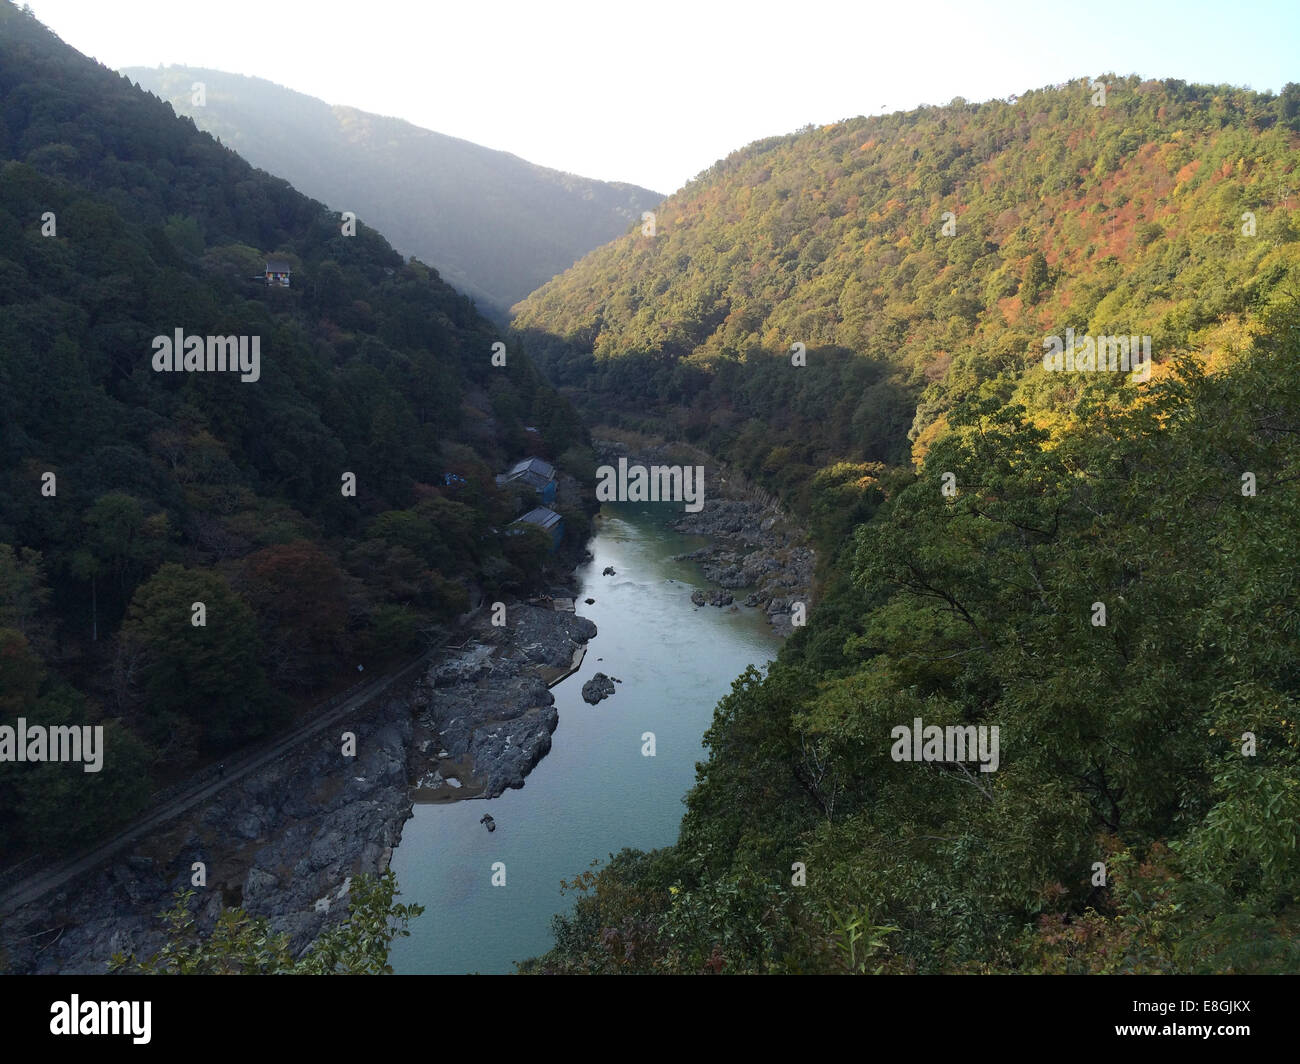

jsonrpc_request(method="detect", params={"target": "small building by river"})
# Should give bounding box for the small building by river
[496,457,557,504]
[510,506,564,550]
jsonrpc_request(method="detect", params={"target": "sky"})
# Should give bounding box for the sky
[25,0,1300,195]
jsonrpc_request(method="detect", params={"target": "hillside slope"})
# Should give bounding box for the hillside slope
[122,65,663,318]
[513,79,1300,974]
[515,77,1300,504]
[0,1,589,861]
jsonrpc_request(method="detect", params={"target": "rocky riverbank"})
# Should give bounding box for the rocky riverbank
[675,498,814,636]
[1,599,597,974]
[2,682,420,974]
[595,439,814,635]
[413,604,597,801]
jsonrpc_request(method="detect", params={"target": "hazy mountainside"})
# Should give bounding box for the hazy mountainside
[514,76,1300,506]
[515,80,1300,974]
[120,66,663,319]
[0,2,590,861]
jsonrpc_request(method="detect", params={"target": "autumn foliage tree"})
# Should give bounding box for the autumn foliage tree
[238,540,350,690]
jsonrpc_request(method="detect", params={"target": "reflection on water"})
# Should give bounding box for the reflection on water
[388,503,780,974]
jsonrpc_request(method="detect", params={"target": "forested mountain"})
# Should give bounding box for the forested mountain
[0,1,589,859]
[515,77,1300,501]
[120,66,663,319]
[515,80,1300,972]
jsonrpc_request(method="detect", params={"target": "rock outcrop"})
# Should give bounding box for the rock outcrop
[5,686,420,974]
[413,604,596,799]
[581,672,617,705]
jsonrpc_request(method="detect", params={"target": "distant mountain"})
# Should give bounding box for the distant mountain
[121,65,662,318]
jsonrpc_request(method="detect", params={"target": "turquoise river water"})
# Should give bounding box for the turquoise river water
[389,501,781,974]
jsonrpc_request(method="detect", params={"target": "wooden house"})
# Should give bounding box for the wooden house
[510,506,564,550]
[265,258,292,287]
[496,456,557,504]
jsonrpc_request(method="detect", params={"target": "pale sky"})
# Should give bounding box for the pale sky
[26,0,1300,194]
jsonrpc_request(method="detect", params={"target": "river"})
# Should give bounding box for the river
[388,501,781,974]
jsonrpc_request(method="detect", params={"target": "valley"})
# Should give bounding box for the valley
[1,0,1299,984]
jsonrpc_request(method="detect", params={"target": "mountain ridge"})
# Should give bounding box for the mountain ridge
[514,74,1300,506]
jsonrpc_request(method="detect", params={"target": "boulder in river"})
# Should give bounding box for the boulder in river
[479,814,496,833]
[602,566,616,575]
[581,672,617,705]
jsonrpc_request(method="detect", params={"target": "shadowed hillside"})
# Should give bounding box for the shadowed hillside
[0,1,590,860]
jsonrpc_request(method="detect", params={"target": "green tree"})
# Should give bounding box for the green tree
[1019,250,1050,304]
[121,564,278,752]
[0,544,50,644]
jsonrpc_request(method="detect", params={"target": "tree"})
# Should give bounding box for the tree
[0,629,152,856]
[1019,250,1050,304]
[120,564,278,752]
[0,627,44,714]
[71,492,170,638]
[239,540,349,690]
[500,524,551,587]
[0,544,50,645]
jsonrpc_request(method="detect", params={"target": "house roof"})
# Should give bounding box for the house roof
[513,507,563,531]
[265,259,292,272]
[495,457,556,491]
[507,457,554,480]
